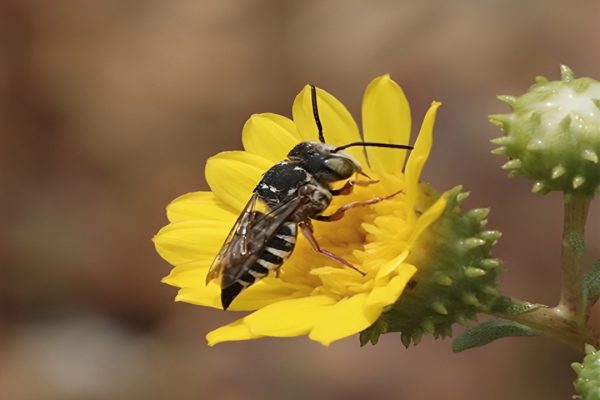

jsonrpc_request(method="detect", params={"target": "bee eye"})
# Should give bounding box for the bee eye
[324,157,354,178]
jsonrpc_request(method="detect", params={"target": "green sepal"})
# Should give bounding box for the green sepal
[360,319,385,346]
[582,261,600,312]
[572,345,600,400]
[361,186,502,347]
[452,318,538,352]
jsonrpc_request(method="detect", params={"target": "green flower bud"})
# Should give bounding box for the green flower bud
[361,186,502,346]
[490,65,600,195]
[572,344,600,400]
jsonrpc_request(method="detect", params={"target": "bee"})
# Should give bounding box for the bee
[206,85,413,310]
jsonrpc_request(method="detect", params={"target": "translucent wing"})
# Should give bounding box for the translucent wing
[205,192,307,287]
[205,194,259,285]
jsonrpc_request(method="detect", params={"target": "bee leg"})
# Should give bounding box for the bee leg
[331,179,379,196]
[317,190,403,222]
[298,221,366,276]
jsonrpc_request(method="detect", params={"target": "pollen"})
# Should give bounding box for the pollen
[278,171,416,293]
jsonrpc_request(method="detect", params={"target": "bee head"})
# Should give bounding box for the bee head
[288,141,362,183]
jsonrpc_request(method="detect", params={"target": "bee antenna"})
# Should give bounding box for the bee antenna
[333,142,413,152]
[310,85,325,143]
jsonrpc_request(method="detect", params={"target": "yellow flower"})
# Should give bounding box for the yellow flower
[154,75,447,346]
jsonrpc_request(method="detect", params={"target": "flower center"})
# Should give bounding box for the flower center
[279,170,410,296]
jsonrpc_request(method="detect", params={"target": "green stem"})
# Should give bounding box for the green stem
[490,304,598,351]
[486,195,596,352]
[559,194,591,320]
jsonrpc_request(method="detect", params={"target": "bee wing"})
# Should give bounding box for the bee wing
[205,194,260,285]
[206,193,307,287]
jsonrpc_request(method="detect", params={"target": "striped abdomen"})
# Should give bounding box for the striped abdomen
[221,222,297,309]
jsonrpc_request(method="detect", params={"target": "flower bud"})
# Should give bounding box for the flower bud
[490,65,600,196]
[361,186,502,346]
[572,344,600,400]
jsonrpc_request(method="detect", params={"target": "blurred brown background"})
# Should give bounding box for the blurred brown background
[1,1,599,399]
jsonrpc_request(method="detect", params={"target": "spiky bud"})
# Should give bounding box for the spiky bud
[490,65,600,195]
[361,186,502,346]
[572,344,600,400]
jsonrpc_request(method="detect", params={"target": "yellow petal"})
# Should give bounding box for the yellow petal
[366,266,416,310]
[292,85,367,165]
[227,278,310,311]
[244,295,336,336]
[405,101,441,221]
[362,75,412,174]
[375,249,410,280]
[166,191,236,223]
[242,113,301,162]
[207,319,264,346]
[176,283,222,309]
[408,194,448,247]
[176,276,310,311]
[205,151,272,211]
[162,259,212,288]
[311,266,362,293]
[153,220,231,266]
[309,293,377,346]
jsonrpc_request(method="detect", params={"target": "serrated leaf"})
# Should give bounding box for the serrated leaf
[452,319,538,352]
[582,260,600,309]
[490,296,540,315]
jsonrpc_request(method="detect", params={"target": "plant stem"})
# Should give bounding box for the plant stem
[485,195,596,352]
[559,194,591,320]
[490,304,598,351]
[490,195,600,351]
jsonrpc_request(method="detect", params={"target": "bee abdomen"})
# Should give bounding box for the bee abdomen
[221,223,297,310]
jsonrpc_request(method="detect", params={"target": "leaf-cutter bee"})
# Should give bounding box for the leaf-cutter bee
[206,86,413,310]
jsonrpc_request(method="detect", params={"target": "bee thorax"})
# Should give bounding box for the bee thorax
[255,161,312,207]
[293,183,332,220]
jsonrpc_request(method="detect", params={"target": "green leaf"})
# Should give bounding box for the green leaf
[452,319,538,352]
[582,260,600,309]
[490,296,540,315]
